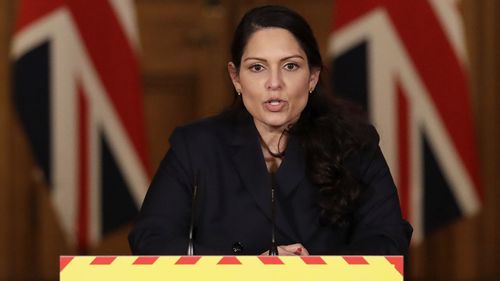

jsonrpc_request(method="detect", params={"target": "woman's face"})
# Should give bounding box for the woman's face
[229,28,320,133]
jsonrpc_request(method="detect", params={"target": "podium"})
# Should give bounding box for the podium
[60,256,403,281]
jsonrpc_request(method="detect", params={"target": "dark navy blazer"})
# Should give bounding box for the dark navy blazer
[129,111,412,255]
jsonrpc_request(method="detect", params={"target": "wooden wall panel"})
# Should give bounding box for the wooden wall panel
[464,0,500,279]
[138,1,204,75]
[142,74,197,169]
[194,3,232,117]
[9,122,38,280]
[0,0,11,278]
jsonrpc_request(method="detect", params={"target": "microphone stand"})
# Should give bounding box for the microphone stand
[187,173,198,256]
[269,173,278,256]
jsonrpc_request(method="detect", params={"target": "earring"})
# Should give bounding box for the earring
[309,88,314,94]
[237,90,241,96]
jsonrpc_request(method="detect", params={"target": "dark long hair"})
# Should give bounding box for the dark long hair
[229,5,370,226]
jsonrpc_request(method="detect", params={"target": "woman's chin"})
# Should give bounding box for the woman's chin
[254,112,302,130]
[257,118,292,131]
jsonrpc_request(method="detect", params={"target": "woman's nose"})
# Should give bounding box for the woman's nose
[265,68,283,90]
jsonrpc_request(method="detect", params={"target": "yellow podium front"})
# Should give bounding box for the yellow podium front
[60,256,403,281]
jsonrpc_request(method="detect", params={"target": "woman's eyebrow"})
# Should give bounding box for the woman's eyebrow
[281,55,305,61]
[243,55,305,62]
[243,57,266,62]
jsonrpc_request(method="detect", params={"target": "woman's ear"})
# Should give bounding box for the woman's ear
[228,62,241,91]
[309,67,320,91]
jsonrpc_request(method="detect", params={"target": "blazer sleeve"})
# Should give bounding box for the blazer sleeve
[341,128,413,255]
[128,127,194,254]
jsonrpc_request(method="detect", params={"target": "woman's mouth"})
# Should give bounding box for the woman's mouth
[264,99,287,112]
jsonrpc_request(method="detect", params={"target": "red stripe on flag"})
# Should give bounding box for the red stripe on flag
[343,256,368,264]
[333,0,381,31]
[14,0,65,32]
[397,82,410,219]
[91,256,116,265]
[60,256,74,272]
[77,84,89,252]
[66,0,149,172]
[217,257,242,265]
[133,256,159,265]
[175,256,201,265]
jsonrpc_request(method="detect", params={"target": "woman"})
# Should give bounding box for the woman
[129,5,412,256]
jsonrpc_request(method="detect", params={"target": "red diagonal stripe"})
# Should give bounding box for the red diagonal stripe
[385,256,404,275]
[133,256,159,265]
[175,256,201,265]
[14,0,65,32]
[217,256,242,265]
[343,256,368,264]
[91,256,116,265]
[66,0,149,172]
[60,256,74,272]
[258,256,284,265]
[301,256,326,264]
[333,0,382,31]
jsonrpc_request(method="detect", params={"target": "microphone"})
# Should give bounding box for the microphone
[269,173,278,256]
[187,172,199,256]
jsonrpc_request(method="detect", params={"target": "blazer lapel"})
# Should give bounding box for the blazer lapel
[273,135,306,243]
[275,136,306,197]
[229,112,300,242]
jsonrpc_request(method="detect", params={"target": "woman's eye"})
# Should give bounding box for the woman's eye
[249,64,264,72]
[284,63,299,71]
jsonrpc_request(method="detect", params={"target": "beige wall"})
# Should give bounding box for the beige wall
[0,0,498,280]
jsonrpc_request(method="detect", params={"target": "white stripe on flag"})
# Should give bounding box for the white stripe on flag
[88,96,101,245]
[50,9,81,246]
[429,0,468,65]
[108,0,141,51]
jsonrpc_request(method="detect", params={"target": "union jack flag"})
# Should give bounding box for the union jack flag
[330,0,482,243]
[11,0,149,251]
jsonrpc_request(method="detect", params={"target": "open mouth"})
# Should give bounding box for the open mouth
[264,99,287,112]
[268,100,282,105]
